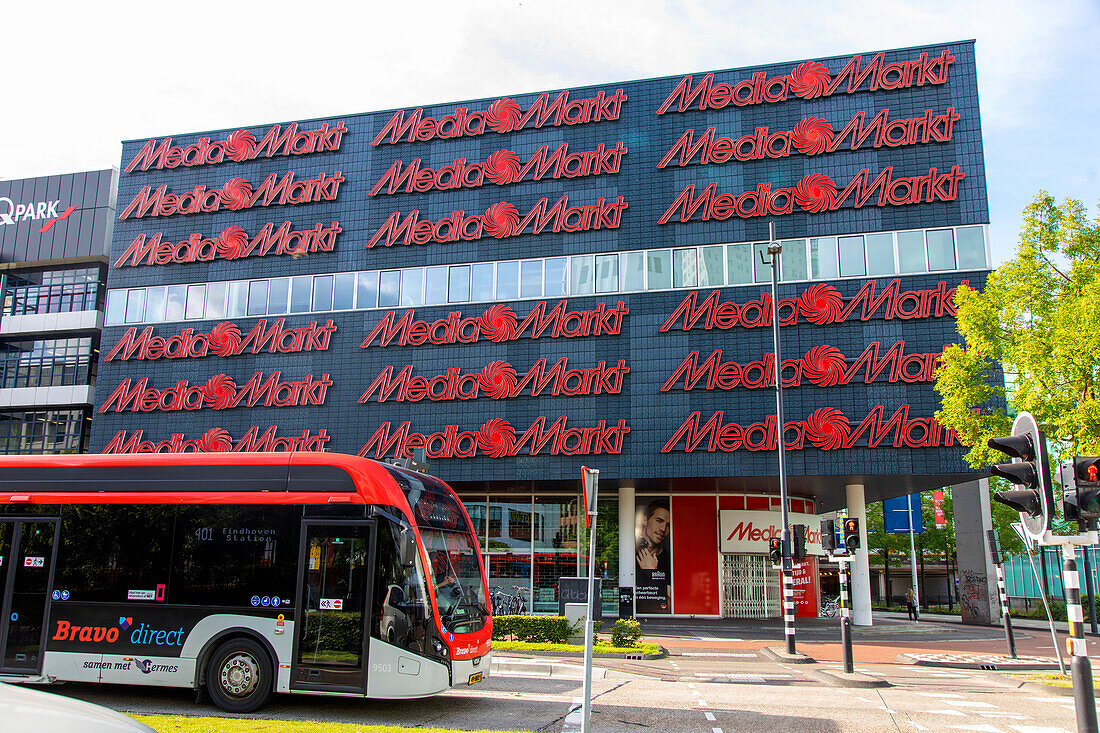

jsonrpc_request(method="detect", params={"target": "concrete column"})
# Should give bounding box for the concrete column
[952,478,1000,625]
[846,483,873,626]
[618,482,635,616]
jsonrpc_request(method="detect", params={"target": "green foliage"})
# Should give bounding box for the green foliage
[610,617,642,647]
[935,192,1100,467]
[303,611,363,653]
[492,640,659,655]
[490,614,573,643]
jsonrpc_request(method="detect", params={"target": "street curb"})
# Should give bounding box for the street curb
[895,653,1062,671]
[760,646,816,664]
[810,668,891,689]
[490,658,607,680]
[492,648,666,660]
[1013,680,1074,698]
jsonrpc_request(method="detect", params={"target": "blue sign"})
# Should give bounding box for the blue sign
[884,494,924,534]
[250,596,260,607]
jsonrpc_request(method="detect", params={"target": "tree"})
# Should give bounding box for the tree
[935,192,1100,468]
[866,501,907,605]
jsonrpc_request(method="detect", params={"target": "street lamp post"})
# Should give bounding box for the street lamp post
[762,221,795,654]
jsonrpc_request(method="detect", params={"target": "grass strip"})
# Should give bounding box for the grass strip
[492,641,660,655]
[134,714,528,733]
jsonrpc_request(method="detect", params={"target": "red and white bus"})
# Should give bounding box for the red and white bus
[0,452,491,711]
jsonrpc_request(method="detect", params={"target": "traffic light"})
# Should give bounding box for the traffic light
[768,537,782,564]
[820,519,836,554]
[791,524,807,561]
[988,411,1053,542]
[843,518,860,550]
[1060,456,1100,523]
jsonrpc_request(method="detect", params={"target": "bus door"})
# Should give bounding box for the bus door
[0,518,60,674]
[292,520,376,693]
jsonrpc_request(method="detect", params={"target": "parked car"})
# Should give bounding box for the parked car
[0,682,154,732]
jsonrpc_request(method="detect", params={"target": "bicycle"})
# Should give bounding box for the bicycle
[821,595,841,618]
[489,585,529,615]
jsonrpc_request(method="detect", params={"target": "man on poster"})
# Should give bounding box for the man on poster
[635,499,671,613]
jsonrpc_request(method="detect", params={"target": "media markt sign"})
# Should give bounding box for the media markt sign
[718,509,823,555]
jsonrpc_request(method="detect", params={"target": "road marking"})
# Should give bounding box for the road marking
[878,706,898,713]
[908,723,929,731]
[918,710,967,716]
[712,728,723,733]
[948,725,1004,732]
[561,696,584,733]
[1010,727,1074,732]
[917,692,965,698]
[705,712,716,721]
[978,713,1027,719]
[1026,698,1068,703]
[698,699,709,707]
[945,701,998,708]
[681,652,757,657]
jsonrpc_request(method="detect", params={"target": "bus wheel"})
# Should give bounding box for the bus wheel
[206,638,273,713]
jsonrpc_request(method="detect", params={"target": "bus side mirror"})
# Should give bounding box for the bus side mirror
[399,529,417,568]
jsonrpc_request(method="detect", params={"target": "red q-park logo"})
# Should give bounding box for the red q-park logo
[657,50,955,114]
[124,121,347,173]
[372,88,627,146]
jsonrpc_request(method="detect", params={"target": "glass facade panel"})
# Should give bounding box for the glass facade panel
[246,281,268,317]
[520,260,542,298]
[620,251,645,292]
[104,290,124,325]
[356,271,379,309]
[727,243,753,284]
[544,257,567,298]
[532,496,582,614]
[780,239,808,281]
[0,408,89,454]
[424,266,448,305]
[647,250,671,290]
[570,255,594,295]
[753,243,772,283]
[496,261,519,300]
[927,229,956,270]
[486,496,532,614]
[400,269,423,306]
[897,231,927,273]
[378,271,400,307]
[448,266,470,303]
[312,274,334,311]
[185,285,206,319]
[471,263,494,301]
[289,276,312,312]
[144,287,167,323]
[226,282,247,318]
[206,282,227,320]
[699,246,724,286]
[595,254,618,293]
[267,278,289,315]
[333,273,355,310]
[839,236,866,277]
[810,237,839,279]
[673,248,697,288]
[865,233,895,276]
[956,226,987,269]
[124,289,145,323]
[166,285,186,321]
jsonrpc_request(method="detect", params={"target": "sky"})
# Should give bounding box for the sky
[1,0,1097,265]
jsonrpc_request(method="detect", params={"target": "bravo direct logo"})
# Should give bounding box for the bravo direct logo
[0,197,76,233]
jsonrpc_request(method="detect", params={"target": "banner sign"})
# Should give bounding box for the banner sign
[718,509,823,555]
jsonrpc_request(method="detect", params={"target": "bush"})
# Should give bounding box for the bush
[491,615,573,643]
[610,618,642,648]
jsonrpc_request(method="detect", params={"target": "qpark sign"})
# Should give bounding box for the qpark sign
[0,197,76,233]
[719,510,824,555]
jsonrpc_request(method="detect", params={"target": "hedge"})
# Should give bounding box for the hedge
[491,615,574,643]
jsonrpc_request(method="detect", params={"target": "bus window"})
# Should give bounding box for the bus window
[372,520,432,653]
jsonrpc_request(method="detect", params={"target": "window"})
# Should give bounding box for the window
[184,285,206,319]
[496,261,519,300]
[865,233,895,276]
[727,243,753,284]
[333,273,355,310]
[401,269,423,306]
[124,289,145,323]
[379,271,400,307]
[104,290,124,325]
[227,282,247,318]
[570,255,594,295]
[956,226,987,269]
[0,408,88,454]
[206,282,228,319]
[753,243,772,283]
[544,258,567,298]
[780,239,808,281]
[166,285,186,321]
[520,260,542,298]
[267,278,289,315]
[312,275,334,311]
[673,249,697,288]
[595,255,618,293]
[839,236,866,277]
[144,287,167,323]
[471,263,494,301]
[448,266,470,303]
[810,237,839,279]
[246,281,268,317]
[647,250,672,290]
[700,246,724,286]
[289,277,312,312]
[926,229,956,271]
[356,271,379,309]
[371,519,434,651]
[897,231,927,273]
[620,251,645,292]
[424,267,448,305]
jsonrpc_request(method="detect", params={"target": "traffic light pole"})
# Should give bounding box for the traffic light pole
[993,563,1017,658]
[1061,542,1099,733]
[838,556,854,673]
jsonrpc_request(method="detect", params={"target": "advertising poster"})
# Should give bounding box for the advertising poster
[635,496,672,614]
[791,557,819,617]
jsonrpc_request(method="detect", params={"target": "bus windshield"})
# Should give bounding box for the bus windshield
[383,466,488,634]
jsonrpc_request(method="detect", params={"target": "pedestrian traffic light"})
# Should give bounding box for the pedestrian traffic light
[791,524,807,561]
[820,519,836,553]
[1060,456,1100,523]
[768,537,782,564]
[843,518,860,550]
[988,411,1053,543]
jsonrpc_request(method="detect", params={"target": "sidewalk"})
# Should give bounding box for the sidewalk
[877,609,1100,637]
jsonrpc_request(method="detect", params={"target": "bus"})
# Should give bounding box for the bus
[0,452,491,712]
